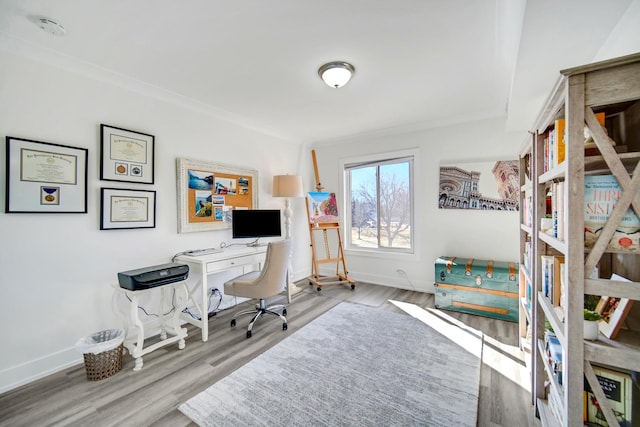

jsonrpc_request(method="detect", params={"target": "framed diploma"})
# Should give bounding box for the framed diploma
[100,124,155,184]
[100,188,156,230]
[5,136,88,213]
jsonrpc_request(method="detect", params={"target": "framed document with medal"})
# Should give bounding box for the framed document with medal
[5,136,88,213]
[100,124,155,184]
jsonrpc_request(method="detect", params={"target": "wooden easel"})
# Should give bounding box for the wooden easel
[306,150,355,292]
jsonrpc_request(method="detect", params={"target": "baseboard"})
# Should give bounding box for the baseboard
[0,347,82,395]
[300,268,435,294]
[0,270,430,395]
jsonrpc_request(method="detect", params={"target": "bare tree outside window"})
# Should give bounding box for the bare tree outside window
[346,157,413,250]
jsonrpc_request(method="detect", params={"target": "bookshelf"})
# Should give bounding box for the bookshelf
[522,52,640,427]
[518,139,534,374]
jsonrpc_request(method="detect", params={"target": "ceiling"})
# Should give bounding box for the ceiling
[0,0,635,144]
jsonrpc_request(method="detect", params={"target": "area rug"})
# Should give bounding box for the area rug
[179,302,482,427]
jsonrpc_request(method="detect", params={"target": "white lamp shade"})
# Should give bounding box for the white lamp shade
[273,175,304,197]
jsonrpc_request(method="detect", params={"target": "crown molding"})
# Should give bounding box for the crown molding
[0,31,297,143]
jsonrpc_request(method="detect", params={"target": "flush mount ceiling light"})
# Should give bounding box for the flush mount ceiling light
[318,61,355,88]
[33,17,66,36]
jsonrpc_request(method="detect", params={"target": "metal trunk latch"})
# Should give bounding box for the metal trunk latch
[475,275,482,286]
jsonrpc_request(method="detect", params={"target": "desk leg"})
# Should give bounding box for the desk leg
[175,284,188,349]
[159,288,168,340]
[200,269,208,342]
[286,262,303,303]
[128,294,145,371]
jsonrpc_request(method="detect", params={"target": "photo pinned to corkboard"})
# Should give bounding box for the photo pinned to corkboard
[176,158,257,233]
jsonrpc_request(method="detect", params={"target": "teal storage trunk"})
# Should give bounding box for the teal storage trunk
[434,256,519,322]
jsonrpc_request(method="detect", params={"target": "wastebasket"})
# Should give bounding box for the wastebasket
[75,329,125,381]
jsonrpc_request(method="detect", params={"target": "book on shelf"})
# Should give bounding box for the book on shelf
[541,255,554,301]
[552,256,564,307]
[522,196,532,228]
[583,111,607,152]
[541,255,564,307]
[584,175,640,253]
[545,332,563,386]
[583,364,638,426]
[544,113,606,168]
[523,239,531,271]
[559,262,567,313]
[550,181,565,241]
[542,118,567,171]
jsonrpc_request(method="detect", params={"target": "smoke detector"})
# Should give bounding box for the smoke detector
[34,17,66,36]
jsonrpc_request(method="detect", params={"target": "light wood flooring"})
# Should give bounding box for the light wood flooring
[0,282,540,427]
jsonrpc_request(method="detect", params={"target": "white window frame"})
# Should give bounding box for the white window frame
[340,148,417,258]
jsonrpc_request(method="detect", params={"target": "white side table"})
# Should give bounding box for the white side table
[112,281,188,371]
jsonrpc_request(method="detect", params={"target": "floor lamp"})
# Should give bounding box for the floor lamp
[273,174,304,302]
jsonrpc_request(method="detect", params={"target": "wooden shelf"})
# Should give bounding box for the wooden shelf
[585,277,640,300]
[520,297,531,323]
[584,151,640,174]
[536,398,560,427]
[539,162,567,184]
[537,232,567,255]
[525,53,640,427]
[584,329,640,372]
[538,293,565,346]
[537,339,563,401]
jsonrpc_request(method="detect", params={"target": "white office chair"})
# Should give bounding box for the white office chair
[224,239,292,338]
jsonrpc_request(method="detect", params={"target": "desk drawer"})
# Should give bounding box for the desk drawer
[206,254,264,274]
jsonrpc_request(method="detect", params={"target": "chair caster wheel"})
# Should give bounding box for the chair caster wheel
[246,330,252,338]
[282,308,287,316]
[351,284,356,290]
[230,319,236,327]
[317,287,322,292]
[283,323,288,331]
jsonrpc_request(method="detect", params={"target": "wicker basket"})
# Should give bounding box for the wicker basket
[83,329,124,381]
[83,342,124,381]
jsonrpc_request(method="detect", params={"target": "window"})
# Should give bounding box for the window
[344,153,414,252]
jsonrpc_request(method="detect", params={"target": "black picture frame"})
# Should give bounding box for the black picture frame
[5,136,88,213]
[100,187,156,230]
[100,124,155,184]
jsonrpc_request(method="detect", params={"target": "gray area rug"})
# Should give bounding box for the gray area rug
[179,302,482,427]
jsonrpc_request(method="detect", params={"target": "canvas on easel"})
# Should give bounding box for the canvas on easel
[307,192,339,224]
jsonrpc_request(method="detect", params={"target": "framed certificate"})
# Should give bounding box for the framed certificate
[100,124,155,184]
[100,187,156,230]
[5,136,88,213]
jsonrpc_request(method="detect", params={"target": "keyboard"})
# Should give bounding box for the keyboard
[186,248,222,256]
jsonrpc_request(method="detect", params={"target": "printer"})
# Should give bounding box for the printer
[117,263,189,290]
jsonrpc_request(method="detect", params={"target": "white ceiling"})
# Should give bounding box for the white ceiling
[0,0,636,144]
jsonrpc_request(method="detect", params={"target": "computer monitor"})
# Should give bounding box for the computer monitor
[231,209,282,241]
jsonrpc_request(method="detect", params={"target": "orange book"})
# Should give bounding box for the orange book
[554,119,565,165]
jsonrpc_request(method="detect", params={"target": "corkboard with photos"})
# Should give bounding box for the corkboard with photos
[176,158,257,233]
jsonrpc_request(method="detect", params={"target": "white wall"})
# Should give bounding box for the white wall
[310,118,521,292]
[0,51,310,392]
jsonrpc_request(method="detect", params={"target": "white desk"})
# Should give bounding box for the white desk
[112,281,188,371]
[175,246,268,342]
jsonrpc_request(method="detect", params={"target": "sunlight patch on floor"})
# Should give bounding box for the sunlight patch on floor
[389,300,483,358]
[389,300,531,393]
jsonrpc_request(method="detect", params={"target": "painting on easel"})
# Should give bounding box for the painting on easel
[307,192,339,224]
